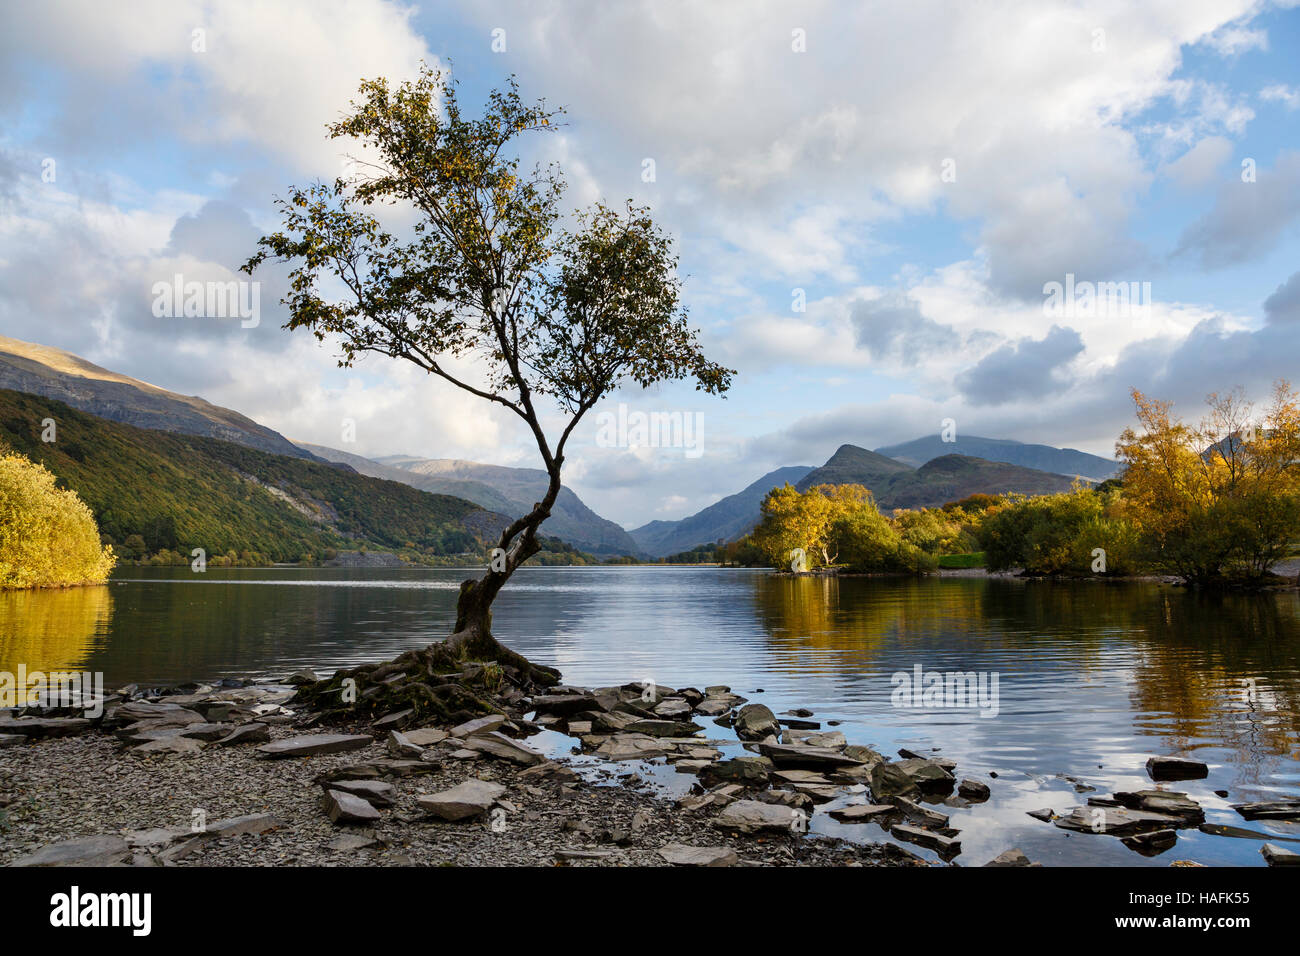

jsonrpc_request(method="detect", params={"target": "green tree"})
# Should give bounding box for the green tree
[245,67,731,679]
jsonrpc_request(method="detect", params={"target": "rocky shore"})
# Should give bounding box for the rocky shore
[3,654,1297,867]
[0,663,943,868]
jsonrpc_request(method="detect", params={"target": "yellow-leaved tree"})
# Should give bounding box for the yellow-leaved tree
[0,451,115,589]
[1116,382,1300,584]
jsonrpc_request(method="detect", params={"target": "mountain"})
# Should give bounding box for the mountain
[295,443,516,514]
[302,446,643,558]
[799,444,1084,509]
[0,334,317,461]
[874,434,1118,481]
[879,454,1084,510]
[628,444,1090,555]
[0,389,508,562]
[795,444,915,492]
[630,465,814,557]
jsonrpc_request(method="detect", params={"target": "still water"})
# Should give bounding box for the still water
[3,565,1299,866]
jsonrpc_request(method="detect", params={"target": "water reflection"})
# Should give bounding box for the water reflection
[2,567,1297,865]
[0,585,111,673]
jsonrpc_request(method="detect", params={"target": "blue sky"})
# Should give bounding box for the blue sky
[2,0,1299,528]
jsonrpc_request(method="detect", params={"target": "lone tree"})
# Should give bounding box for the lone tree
[244,66,731,683]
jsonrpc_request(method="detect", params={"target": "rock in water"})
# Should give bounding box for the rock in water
[257,734,373,758]
[958,779,990,801]
[1145,756,1208,781]
[657,844,739,867]
[1054,806,1182,837]
[733,704,781,741]
[828,804,895,823]
[984,848,1037,867]
[418,779,507,821]
[1262,843,1300,866]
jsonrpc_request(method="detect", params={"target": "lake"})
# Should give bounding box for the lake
[4,565,1299,866]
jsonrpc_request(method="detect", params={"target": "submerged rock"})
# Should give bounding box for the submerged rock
[1145,756,1208,781]
[1231,799,1300,821]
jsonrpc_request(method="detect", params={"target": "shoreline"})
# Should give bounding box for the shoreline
[0,673,941,868]
[3,658,1284,868]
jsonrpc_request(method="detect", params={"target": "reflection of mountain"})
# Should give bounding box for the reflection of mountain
[0,585,112,674]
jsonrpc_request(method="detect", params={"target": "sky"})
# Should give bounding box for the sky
[1,0,1299,529]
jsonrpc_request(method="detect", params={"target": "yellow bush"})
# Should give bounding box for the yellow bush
[0,452,115,589]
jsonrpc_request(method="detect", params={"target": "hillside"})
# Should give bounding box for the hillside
[366,454,643,557]
[879,454,1084,510]
[630,465,813,557]
[0,334,317,461]
[874,434,1118,481]
[795,444,915,492]
[632,444,1091,555]
[296,443,516,514]
[0,390,508,563]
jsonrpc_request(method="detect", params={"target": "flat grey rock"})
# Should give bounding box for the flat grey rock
[257,733,373,758]
[463,731,544,766]
[657,843,739,867]
[714,799,803,834]
[1262,843,1300,866]
[323,789,382,824]
[10,834,131,867]
[418,779,507,821]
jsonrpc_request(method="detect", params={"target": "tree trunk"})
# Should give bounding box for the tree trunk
[442,467,565,687]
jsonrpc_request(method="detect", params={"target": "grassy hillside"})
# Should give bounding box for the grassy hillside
[0,334,317,460]
[0,389,505,563]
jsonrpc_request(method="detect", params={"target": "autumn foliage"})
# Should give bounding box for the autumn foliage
[0,450,114,589]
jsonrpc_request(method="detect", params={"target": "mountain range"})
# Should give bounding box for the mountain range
[629,444,1091,557]
[0,334,1121,563]
[873,434,1118,482]
[300,445,643,556]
